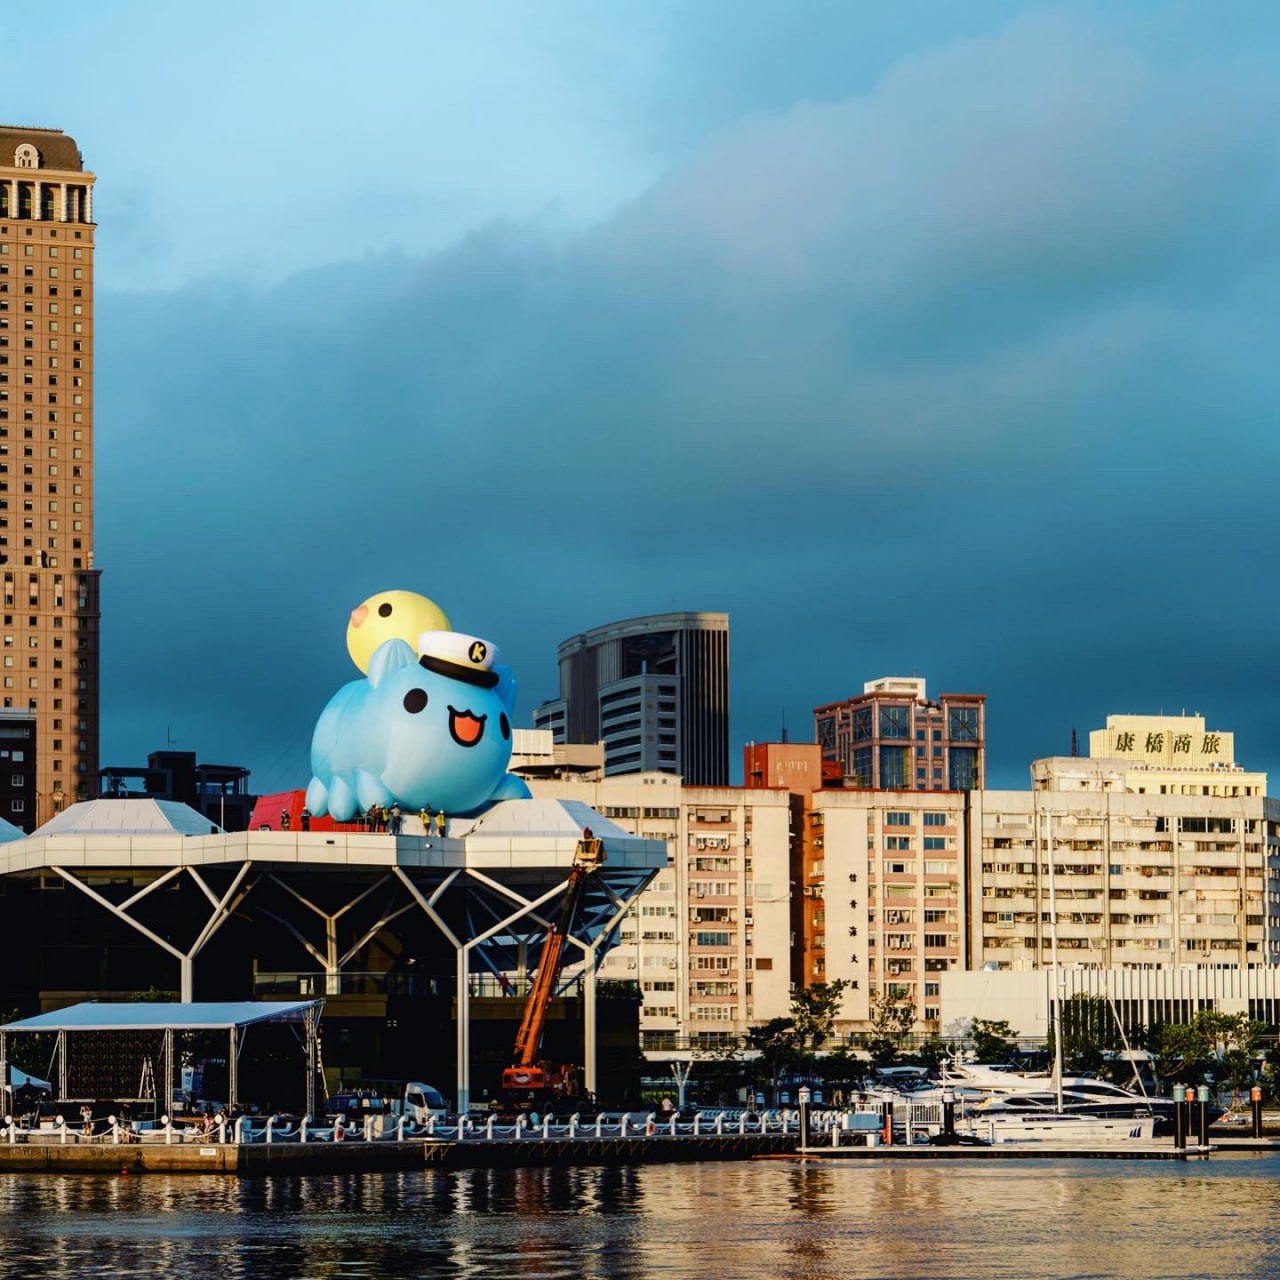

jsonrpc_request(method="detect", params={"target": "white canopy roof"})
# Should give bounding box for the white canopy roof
[1,999,321,1033]
[35,799,221,837]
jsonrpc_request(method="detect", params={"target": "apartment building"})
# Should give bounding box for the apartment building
[970,715,1279,972]
[525,772,795,1049]
[801,788,969,1035]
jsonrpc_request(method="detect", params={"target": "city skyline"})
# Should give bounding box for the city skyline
[3,2,1278,797]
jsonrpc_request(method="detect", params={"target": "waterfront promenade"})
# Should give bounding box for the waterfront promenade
[2,1107,1275,1175]
[0,1111,799,1174]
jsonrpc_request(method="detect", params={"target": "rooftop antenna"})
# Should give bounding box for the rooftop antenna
[1070,725,1078,758]
[166,726,178,750]
[780,708,789,744]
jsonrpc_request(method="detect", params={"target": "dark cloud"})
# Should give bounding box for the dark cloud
[96,8,1280,792]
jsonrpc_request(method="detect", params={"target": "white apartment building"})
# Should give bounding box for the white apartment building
[970,715,1280,973]
[525,772,795,1049]
[804,789,968,1036]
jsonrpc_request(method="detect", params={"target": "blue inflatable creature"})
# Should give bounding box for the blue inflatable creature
[305,629,531,821]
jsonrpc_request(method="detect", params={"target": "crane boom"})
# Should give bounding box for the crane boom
[511,834,604,1068]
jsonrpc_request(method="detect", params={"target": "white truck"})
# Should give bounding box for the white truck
[399,1081,448,1123]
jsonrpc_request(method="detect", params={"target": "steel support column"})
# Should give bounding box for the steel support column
[456,942,471,1115]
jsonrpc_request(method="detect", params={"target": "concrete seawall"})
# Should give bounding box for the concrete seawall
[0,1133,795,1176]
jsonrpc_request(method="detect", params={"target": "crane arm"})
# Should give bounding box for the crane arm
[512,837,603,1068]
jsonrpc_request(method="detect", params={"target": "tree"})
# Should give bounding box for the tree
[746,1017,799,1101]
[1153,1011,1263,1093]
[866,994,915,1067]
[966,1018,1018,1064]
[790,980,849,1054]
[691,1040,747,1107]
[908,1035,949,1072]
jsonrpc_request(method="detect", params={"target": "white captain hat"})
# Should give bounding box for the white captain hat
[417,630,500,689]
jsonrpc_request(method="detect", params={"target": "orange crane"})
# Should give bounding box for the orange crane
[501,831,604,1106]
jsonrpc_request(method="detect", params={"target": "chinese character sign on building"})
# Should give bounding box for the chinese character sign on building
[1090,716,1233,768]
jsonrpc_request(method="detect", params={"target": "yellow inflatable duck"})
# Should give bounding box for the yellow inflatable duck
[346,589,452,674]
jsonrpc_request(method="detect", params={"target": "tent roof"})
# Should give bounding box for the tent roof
[0,815,24,844]
[1,1000,321,1033]
[455,797,634,840]
[34,799,221,837]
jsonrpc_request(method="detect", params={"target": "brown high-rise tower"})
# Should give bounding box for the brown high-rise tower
[0,127,98,827]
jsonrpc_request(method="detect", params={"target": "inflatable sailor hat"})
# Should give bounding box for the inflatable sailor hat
[417,630,500,689]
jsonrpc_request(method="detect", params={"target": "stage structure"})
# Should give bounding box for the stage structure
[0,999,325,1117]
[0,797,665,1112]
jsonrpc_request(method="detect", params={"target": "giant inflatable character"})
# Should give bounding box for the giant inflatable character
[306,628,532,820]
[346,589,451,674]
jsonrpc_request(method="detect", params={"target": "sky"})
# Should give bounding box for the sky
[4,1,1279,794]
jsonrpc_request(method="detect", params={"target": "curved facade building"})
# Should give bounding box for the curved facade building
[535,612,729,786]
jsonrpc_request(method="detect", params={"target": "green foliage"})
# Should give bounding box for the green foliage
[790,980,849,1053]
[907,1036,949,1072]
[1152,1010,1263,1088]
[745,1017,799,1088]
[131,987,175,1003]
[967,1018,1017,1063]
[814,1046,861,1091]
[866,993,915,1067]
[692,1041,748,1104]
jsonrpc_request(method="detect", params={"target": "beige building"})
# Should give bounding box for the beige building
[0,126,99,824]
[1084,713,1263,798]
[971,719,1279,972]
[524,772,796,1049]
[804,789,968,1035]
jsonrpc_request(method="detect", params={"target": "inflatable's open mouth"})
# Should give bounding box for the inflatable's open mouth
[448,707,486,748]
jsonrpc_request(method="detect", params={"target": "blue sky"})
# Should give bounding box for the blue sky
[4,1,1279,791]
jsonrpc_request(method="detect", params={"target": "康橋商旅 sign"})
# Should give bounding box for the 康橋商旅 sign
[1108,730,1231,764]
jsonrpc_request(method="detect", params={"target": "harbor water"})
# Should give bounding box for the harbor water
[2,1154,1280,1278]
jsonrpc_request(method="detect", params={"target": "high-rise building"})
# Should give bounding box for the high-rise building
[799,788,969,1035]
[525,771,796,1050]
[0,127,99,819]
[534,612,729,785]
[814,677,984,791]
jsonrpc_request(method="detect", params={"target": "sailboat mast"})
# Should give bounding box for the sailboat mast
[1047,810,1064,1111]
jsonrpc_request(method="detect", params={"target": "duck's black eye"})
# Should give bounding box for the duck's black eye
[403,689,428,714]
[379,602,393,618]
[500,713,510,740]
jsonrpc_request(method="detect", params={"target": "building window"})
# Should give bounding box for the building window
[879,705,910,740]
[851,707,872,742]
[948,706,980,741]
[949,748,979,791]
[879,746,910,788]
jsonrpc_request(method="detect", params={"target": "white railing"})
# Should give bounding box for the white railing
[0,1108,800,1147]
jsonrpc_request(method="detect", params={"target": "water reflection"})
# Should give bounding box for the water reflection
[0,1157,1279,1278]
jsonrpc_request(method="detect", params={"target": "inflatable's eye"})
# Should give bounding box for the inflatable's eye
[500,713,510,740]
[379,602,393,618]
[403,689,428,714]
